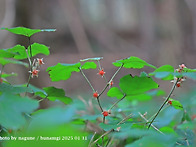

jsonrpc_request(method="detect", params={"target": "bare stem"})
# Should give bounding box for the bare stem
[79,68,95,92]
[91,129,114,146]
[0,65,5,82]
[97,97,104,112]
[148,79,179,129]
[88,132,97,147]
[108,94,126,111]
[97,64,124,99]
[25,37,32,96]
[138,112,164,134]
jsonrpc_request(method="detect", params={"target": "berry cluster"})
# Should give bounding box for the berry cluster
[29,58,44,78]
[171,64,186,88]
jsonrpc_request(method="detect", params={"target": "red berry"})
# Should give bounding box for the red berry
[98,69,105,77]
[102,111,108,117]
[176,83,181,87]
[168,100,172,105]
[93,92,99,98]
[109,81,114,87]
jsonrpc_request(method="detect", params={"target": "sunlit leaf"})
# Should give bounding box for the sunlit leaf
[119,75,159,96]
[113,56,156,69]
[27,43,50,57]
[0,49,17,58]
[1,72,17,78]
[2,27,55,37]
[81,62,97,69]
[107,87,124,99]
[47,62,81,81]
[149,65,174,80]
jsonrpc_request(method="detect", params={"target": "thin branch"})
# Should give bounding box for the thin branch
[138,112,164,134]
[97,97,104,112]
[108,94,126,111]
[117,113,133,125]
[91,129,114,146]
[0,65,5,82]
[148,79,179,129]
[88,132,97,147]
[97,60,107,82]
[79,68,95,92]
[98,64,124,99]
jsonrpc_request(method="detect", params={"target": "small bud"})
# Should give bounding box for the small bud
[102,111,109,117]
[29,69,39,78]
[98,69,105,77]
[168,100,172,105]
[93,92,99,98]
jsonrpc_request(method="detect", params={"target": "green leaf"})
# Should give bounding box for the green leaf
[0,83,32,94]
[125,134,176,147]
[107,87,124,99]
[80,57,103,62]
[0,49,17,58]
[1,72,17,78]
[41,87,72,104]
[29,106,75,129]
[0,57,28,67]
[0,93,39,130]
[47,62,81,81]
[5,45,27,59]
[159,127,177,135]
[149,65,174,80]
[169,98,183,110]
[126,93,152,101]
[81,62,97,69]
[119,75,159,96]
[2,27,55,37]
[113,56,156,69]
[28,43,50,57]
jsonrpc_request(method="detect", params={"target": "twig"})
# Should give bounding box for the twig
[79,68,95,92]
[97,98,103,112]
[148,79,179,129]
[98,64,123,99]
[88,132,97,147]
[117,113,133,125]
[138,112,164,134]
[108,94,126,112]
[91,129,114,146]
[0,65,5,82]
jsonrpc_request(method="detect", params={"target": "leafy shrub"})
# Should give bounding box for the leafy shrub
[0,27,196,147]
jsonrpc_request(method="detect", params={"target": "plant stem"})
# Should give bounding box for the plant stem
[108,94,126,111]
[0,65,5,81]
[97,97,104,112]
[148,79,179,129]
[97,60,107,82]
[25,37,32,96]
[91,129,114,146]
[138,112,164,134]
[88,132,97,147]
[98,64,124,99]
[79,68,95,92]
